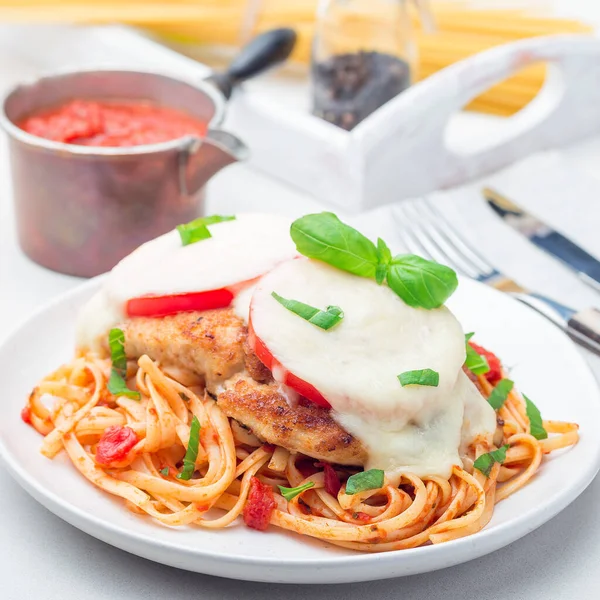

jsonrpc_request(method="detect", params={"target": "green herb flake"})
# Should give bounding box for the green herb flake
[473,445,509,477]
[524,394,548,440]
[159,467,170,477]
[398,369,440,387]
[487,379,514,411]
[278,481,315,502]
[177,215,235,247]
[464,333,490,375]
[177,416,201,481]
[271,292,344,330]
[345,469,385,495]
[107,328,140,400]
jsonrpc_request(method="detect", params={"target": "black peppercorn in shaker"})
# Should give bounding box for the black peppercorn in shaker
[311,0,419,130]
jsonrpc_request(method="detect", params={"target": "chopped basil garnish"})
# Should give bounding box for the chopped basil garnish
[398,369,439,387]
[464,333,490,375]
[271,292,344,330]
[278,481,315,501]
[290,213,458,309]
[159,467,170,477]
[524,394,548,440]
[487,379,514,411]
[386,254,458,310]
[177,215,235,246]
[107,328,140,399]
[473,445,509,477]
[177,416,201,480]
[345,469,385,495]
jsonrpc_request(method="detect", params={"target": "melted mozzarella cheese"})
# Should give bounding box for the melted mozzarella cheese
[250,258,496,479]
[76,214,296,349]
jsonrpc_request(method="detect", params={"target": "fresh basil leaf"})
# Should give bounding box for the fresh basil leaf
[177,215,235,246]
[487,379,514,411]
[473,445,509,477]
[159,467,170,477]
[386,254,458,309]
[375,238,392,284]
[278,481,315,501]
[345,469,385,495]
[398,369,439,387]
[107,328,140,399]
[376,237,392,265]
[177,416,201,480]
[290,212,380,279]
[524,394,548,440]
[464,332,490,375]
[271,292,344,330]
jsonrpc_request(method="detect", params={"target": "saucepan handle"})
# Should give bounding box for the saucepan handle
[206,28,297,100]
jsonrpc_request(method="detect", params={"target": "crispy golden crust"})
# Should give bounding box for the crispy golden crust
[122,309,246,393]
[243,338,273,384]
[122,309,365,464]
[218,375,367,466]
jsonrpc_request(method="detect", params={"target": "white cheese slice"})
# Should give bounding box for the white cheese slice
[250,258,496,479]
[76,213,296,349]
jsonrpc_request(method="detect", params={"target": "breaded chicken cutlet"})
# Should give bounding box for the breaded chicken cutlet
[122,309,366,466]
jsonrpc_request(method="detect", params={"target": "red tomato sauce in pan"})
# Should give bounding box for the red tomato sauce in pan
[18,99,208,147]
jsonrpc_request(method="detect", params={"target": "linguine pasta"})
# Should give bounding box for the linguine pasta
[22,352,578,551]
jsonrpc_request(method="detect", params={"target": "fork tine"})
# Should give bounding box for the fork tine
[403,202,484,278]
[421,199,496,274]
[394,203,475,277]
[393,204,434,260]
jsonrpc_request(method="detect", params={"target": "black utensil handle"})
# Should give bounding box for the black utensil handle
[568,307,600,355]
[207,28,296,99]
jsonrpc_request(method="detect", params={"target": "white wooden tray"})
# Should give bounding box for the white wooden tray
[3,25,600,212]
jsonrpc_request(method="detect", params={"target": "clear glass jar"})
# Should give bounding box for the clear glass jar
[311,0,417,130]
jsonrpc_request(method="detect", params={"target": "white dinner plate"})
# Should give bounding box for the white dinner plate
[1,276,599,584]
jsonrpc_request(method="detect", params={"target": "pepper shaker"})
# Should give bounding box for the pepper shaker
[312,0,428,130]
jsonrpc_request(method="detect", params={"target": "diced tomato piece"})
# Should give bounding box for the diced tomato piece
[323,463,342,496]
[21,406,32,425]
[126,288,234,318]
[248,319,332,409]
[262,443,276,453]
[243,477,276,531]
[95,426,138,466]
[353,511,371,522]
[469,342,503,384]
[297,459,320,478]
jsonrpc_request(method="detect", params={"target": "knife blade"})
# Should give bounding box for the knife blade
[482,186,600,293]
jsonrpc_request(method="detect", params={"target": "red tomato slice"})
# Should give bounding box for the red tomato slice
[126,288,234,318]
[248,318,332,409]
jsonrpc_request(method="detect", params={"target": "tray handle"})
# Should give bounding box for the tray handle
[357,35,600,206]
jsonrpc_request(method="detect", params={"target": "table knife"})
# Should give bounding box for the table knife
[482,186,600,293]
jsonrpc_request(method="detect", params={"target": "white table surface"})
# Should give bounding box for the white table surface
[4,17,600,600]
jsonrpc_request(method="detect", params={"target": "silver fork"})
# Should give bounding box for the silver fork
[393,199,600,356]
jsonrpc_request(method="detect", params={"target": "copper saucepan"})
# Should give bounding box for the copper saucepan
[1,29,296,277]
